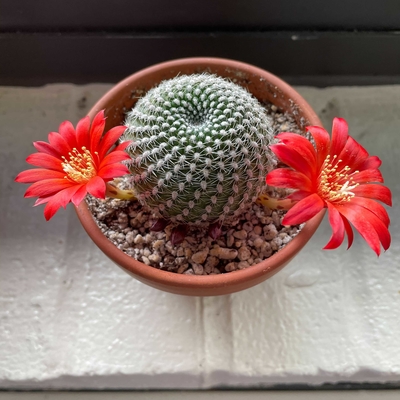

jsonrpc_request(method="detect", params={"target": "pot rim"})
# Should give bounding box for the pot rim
[88,57,321,127]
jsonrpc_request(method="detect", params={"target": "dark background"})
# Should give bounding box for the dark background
[1,0,400,86]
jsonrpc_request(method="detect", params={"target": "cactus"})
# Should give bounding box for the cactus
[123,73,275,225]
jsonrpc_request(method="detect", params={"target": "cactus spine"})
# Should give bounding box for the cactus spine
[123,73,274,225]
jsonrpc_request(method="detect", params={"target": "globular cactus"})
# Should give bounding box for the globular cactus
[123,73,275,225]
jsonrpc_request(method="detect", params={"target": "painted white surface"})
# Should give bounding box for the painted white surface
[0,84,399,389]
[1,392,400,400]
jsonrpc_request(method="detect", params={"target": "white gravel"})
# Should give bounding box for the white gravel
[86,196,302,275]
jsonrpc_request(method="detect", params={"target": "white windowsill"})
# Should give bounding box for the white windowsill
[0,84,399,390]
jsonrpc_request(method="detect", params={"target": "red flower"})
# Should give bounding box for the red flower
[16,110,130,220]
[266,118,392,256]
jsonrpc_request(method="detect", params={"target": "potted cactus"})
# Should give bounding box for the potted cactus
[16,58,392,296]
[123,73,274,229]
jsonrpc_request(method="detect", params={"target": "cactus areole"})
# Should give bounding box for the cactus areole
[123,74,275,225]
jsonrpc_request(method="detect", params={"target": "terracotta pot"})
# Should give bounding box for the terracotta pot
[75,57,325,296]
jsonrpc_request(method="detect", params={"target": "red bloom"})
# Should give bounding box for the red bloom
[266,118,392,256]
[16,110,130,220]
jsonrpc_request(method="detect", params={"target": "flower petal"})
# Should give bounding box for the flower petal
[113,140,131,153]
[98,126,127,159]
[86,176,106,198]
[275,132,317,175]
[359,155,382,171]
[337,136,369,174]
[352,169,383,184]
[58,185,82,207]
[42,185,81,221]
[43,200,63,221]
[373,217,391,251]
[99,151,131,169]
[336,203,391,256]
[266,169,313,191]
[323,203,345,250]
[349,197,390,228]
[48,131,72,156]
[98,164,130,180]
[282,193,325,225]
[330,117,348,157]
[58,120,78,149]
[25,178,74,198]
[34,196,51,206]
[269,143,315,179]
[89,110,106,153]
[342,215,354,249]
[76,115,90,150]
[15,169,66,183]
[306,125,330,167]
[352,184,392,206]
[33,141,60,158]
[26,153,63,171]
[71,185,88,205]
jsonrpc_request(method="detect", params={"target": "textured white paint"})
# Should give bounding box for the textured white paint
[1,392,400,400]
[0,84,399,389]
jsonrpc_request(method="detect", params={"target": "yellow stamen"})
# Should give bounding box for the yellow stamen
[61,147,136,202]
[318,154,359,203]
[62,147,96,183]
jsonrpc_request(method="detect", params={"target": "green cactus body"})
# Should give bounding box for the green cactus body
[123,73,274,225]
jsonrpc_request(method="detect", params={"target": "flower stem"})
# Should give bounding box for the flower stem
[256,194,296,211]
[105,183,137,201]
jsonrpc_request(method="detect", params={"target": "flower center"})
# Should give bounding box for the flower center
[318,155,359,204]
[62,147,97,183]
